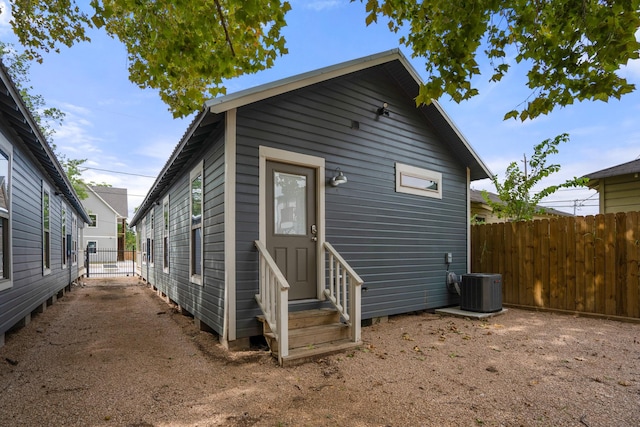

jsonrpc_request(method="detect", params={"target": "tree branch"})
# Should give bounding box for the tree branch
[214,0,236,57]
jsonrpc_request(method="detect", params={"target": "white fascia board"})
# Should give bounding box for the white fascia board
[206,49,404,114]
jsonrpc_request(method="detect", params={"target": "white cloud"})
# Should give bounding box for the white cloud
[135,138,178,162]
[0,1,11,35]
[57,102,92,116]
[52,112,104,155]
[619,59,640,82]
[297,1,342,11]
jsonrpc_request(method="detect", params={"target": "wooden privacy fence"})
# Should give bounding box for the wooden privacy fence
[471,212,640,319]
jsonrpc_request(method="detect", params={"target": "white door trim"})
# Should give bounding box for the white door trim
[259,146,326,299]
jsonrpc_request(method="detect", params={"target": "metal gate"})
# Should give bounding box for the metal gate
[85,247,137,277]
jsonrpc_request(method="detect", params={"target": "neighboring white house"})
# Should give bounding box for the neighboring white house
[82,185,128,252]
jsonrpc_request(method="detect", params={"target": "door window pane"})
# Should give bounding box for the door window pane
[274,172,306,235]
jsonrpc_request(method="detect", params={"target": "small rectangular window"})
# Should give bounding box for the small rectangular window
[190,161,203,285]
[395,162,442,199]
[88,213,97,227]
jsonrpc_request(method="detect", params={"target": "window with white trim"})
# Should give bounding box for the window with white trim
[395,162,443,199]
[71,213,78,266]
[149,211,155,266]
[141,217,147,265]
[162,195,169,273]
[0,140,12,291]
[88,213,97,227]
[42,182,51,275]
[61,204,67,269]
[190,161,203,285]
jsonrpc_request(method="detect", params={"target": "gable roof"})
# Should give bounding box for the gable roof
[0,62,91,224]
[89,185,128,218]
[131,49,492,226]
[584,158,640,180]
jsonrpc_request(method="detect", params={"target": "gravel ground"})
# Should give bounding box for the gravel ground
[1,277,639,427]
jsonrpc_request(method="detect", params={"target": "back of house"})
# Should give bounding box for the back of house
[130,50,491,357]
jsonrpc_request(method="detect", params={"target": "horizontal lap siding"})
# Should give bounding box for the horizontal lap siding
[143,134,226,336]
[1,144,83,336]
[602,176,640,213]
[235,66,467,332]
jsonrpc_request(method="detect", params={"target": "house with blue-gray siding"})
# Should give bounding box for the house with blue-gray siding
[0,63,92,347]
[130,50,492,364]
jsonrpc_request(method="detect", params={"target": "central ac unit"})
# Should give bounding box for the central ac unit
[460,274,502,313]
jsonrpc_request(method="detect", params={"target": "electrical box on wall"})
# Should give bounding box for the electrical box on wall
[445,253,452,264]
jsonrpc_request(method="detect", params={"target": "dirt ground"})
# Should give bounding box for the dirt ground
[0,277,639,427]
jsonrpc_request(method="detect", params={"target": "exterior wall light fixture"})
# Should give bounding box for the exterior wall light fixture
[330,168,348,187]
[377,102,389,117]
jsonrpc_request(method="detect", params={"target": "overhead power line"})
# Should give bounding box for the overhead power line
[83,167,156,178]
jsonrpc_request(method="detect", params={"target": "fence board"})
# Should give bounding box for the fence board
[549,219,559,309]
[525,221,535,306]
[616,213,627,316]
[584,216,596,312]
[492,223,501,275]
[573,217,587,311]
[517,221,527,305]
[471,225,480,274]
[493,224,505,280]
[509,221,519,304]
[626,212,639,318]
[565,218,575,309]
[605,213,617,315]
[478,224,488,273]
[539,220,550,308]
[533,220,543,307]
[594,215,606,314]
[470,211,640,321]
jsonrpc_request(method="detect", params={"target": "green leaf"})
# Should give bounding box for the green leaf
[7,0,640,118]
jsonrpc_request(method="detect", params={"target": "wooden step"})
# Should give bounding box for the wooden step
[265,322,350,351]
[258,309,356,364]
[288,309,341,329]
[257,309,340,334]
[280,339,362,367]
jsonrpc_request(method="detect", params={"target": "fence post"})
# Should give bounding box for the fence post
[85,245,90,278]
[131,247,136,276]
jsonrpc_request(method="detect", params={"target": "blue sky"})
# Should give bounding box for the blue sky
[1,0,639,218]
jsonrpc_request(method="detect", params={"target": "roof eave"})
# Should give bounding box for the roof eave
[0,62,91,224]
